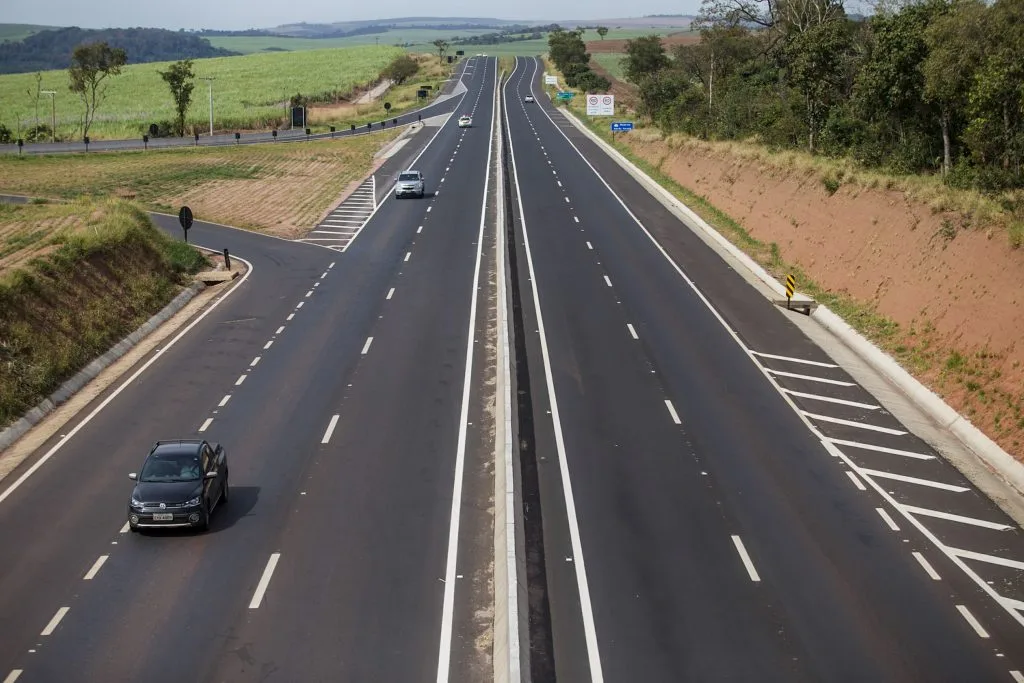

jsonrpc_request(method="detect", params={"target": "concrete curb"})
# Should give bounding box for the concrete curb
[557,106,1024,498]
[0,281,205,453]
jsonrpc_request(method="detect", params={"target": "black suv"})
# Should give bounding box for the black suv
[127,440,229,532]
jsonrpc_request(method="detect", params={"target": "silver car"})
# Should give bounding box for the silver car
[395,170,425,199]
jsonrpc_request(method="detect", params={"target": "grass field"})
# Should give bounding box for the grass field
[207,28,497,54]
[591,53,627,81]
[0,45,403,140]
[0,128,400,235]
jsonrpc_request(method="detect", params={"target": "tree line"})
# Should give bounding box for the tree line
[621,0,1024,191]
[548,29,611,94]
[0,27,237,75]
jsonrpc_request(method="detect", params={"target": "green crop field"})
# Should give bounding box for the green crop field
[0,45,404,140]
[207,28,497,54]
[591,53,627,81]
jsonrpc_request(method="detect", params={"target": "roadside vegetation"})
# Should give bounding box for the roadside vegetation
[0,198,206,429]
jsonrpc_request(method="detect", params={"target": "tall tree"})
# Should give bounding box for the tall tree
[158,59,195,137]
[596,26,609,39]
[622,35,670,84]
[432,39,449,63]
[68,41,127,138]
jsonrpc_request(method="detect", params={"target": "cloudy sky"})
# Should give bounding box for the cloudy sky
[5,1,705,30]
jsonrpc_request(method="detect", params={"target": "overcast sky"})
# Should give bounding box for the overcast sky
[5,1,705,31]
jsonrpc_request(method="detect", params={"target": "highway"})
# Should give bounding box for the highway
[0,55,498,682]
[503,56,1024,682]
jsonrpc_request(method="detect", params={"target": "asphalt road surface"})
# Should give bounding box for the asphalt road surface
[0,55,499,682]
[504,56,1024,682]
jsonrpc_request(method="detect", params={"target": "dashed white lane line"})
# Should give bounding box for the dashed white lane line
[249,553,281,609]
[427,206,432,213]
[263,340,274,350]
[731,535,761,582]
[586,241,593,250]
[287,313,295,321]
[83,555,109,580]
[802,411,906,435]
[563,196,569,203]
[275,326,285,335]
[361,337,374,355]
[876,507,901,531]
[827,437,934,460]
[250,356,261,367]
[900,504,1013,531]
[782,389,880,410]
[665,400,681,425]
[557,180,562,187]
[322,415,340,444]
[219,395,231,407]
[574,216,579,223]
[766,369,855,386]
[320,272,328,279]
[199,418,213,433]
[3,670,22,683]
[404,251,412,262]
[751,351,838,368]
[845,471,866,491]
[627,324,639,340]
[603,275,612,287]
[305,290,313,298]
[417,226,424,234]
[235,374,247,386]
[956,605,990,638]
[328,262,335,269]
[387,288,395,300]
[859,468,969,492]
[912,551,942,580]
[41,606,69,636]
[1011,671,1024,683]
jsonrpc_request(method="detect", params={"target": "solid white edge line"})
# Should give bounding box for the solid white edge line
[876,507,901,531]
[664,400,681,425]
[83,554,109,580]
[507,56,604,682]
[1011,671,1024,683]
[41,606,69,636]
[198,417,213,432]
[912,551,942,580]
[321,414,340,444]
[731,535,761,582]
[0,252,254,506]
[436,55,497,683]
[845,470,867,491]
[248,552,281,609]
[361,337,373,355]
[3,670,22,683]
[956,604,990,638]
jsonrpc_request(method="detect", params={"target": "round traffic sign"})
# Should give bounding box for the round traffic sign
[178,206,193,231]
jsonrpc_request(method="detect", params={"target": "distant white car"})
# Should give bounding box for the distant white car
[524,95,534,103]
[459,115,473,128]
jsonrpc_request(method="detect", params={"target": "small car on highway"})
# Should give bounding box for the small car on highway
[395,170,426,199]
[524,95,534,103]
[127,440,229,532]
[459,115,473,128]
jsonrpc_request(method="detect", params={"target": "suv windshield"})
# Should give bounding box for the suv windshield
[398,172,420,181]
[140,450,202,482]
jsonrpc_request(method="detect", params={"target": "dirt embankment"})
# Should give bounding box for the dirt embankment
[623,134,1024,456]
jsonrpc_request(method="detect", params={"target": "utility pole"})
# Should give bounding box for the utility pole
[201,76,215,136]
[41,90,56,142]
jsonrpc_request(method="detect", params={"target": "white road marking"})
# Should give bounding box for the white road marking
[305,290,313,297]
[665,400,681,424]
[235,375,246,386]
[387,288,395,300]
[296,302,304,309]
[199,418,213,432]
[275,326,285,335]
[218,395,231,407]
[427,206,432,213]
[312,229,357,235]
[802,411,906,435]
[858,468,969,492]
[1011,671,1024,683]
[250,356,261,367]
[900,505,1013,531]
[876,507,901,531]
[731,536,761,582]
[263,340,274,350]
[41,607,69,636]
[845,471,866,491]
[949,547,1024,571]
[83,555,109,580]
[956,605,990,638]
[586,241,593,250]
[119,522,130,533]
[3,671,22,683]
[329,261,335,269]
[320,272,328,279]
[557,180,562,187]
[627,324,639,340]
[574,216,580,223]
[603,275,612,287]
[417,226,424,234]
[564,196,569,203]
[826,438,933,460]
[361,337,373,355]
[249,553,281,609]
[286,313,295,321]
[322,415,340,444]
[405,251,412,262]
[766,369,855,386]
[782,389,880,410]
[503,60,604,682]
[912,552,941,580]
[751,351,838,368]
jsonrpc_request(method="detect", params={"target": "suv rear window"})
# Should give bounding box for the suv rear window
[399,172,420,181]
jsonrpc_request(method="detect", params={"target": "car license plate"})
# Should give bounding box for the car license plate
[153,513,173,521]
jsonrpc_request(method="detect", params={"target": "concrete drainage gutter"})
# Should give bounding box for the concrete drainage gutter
[557,106,1024,501]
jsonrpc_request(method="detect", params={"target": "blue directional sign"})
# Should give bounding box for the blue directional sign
[611,121,634,132]
[556,91,575,100]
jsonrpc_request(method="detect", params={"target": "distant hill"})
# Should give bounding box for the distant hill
[269,17,529,37]
[0,27,238,74]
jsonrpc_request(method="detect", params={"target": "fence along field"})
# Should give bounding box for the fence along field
[0,44,404,140]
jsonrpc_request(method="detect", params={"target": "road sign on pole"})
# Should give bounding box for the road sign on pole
[586,94,614,116]
[556,91,574,100]
[178,206,193,243]
[611,121,634,132]
[785,274,796,307]
[544,75,558,85]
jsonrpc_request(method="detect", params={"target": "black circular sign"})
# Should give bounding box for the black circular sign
[178,206,193,231]
[384,102,392,111]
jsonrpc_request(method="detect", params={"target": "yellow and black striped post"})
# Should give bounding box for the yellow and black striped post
[785,274,796,308]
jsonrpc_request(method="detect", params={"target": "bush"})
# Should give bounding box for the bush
[383,55,418,85]
[161,239,207,274]
[0,123,11,143]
